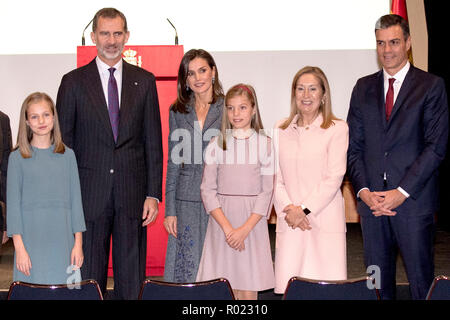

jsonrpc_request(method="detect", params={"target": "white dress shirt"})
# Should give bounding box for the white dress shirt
[383,61,410,105]
[95,57,123,108]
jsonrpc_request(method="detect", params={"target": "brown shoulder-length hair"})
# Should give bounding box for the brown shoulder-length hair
[218,83,265,150]
[171,49,224,113]
[279,66,339,130]
[16,92,65,158]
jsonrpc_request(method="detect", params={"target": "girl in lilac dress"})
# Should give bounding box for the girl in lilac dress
[196,84,275,300]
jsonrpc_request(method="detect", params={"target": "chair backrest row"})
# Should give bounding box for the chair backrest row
[139,278,235,300]
[283,274,450,300]
[283,276,380,300]
[7,278,234,300]
[7,275,449,300]
[7,279,103,300]
[426,275,450,300]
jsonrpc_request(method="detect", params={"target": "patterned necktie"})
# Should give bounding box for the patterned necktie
[385,78,395,121]
[108,67,120,142]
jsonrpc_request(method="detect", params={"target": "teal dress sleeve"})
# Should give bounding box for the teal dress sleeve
[68,149,86,233]
[6,151,23,237]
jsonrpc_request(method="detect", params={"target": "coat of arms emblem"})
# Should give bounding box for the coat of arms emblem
[123,49,142,68]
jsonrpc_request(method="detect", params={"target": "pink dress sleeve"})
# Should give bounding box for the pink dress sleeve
[303,122,349,216]
[252,136,275,219]
[200,138,221,214]
[273,125,292,218]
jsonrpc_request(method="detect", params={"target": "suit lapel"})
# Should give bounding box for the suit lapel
[387,66,416,127]
[85,59,114,140]
[375,71,388,131]
[182,98,222,133]
[202,100,222,133]
[118,61,135,143]
[183,105,197,131]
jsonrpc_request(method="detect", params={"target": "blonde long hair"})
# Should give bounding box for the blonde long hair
[16,92,65,158]
[218,83,265,150]
[280,66,338,130]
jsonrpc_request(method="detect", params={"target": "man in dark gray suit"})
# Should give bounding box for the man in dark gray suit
[0,110,12,245]
[56,8,163,299]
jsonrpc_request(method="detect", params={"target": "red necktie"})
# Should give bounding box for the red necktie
[385,78,395,121]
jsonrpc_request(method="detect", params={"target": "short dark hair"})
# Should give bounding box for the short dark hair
[375,14,410,39]
[92,7,128,33]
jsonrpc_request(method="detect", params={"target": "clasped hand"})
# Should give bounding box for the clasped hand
[359,189,406,217]
[224,226,249,252]
[283,204,311,231]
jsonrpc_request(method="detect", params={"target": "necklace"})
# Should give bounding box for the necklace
[298,112,320,128]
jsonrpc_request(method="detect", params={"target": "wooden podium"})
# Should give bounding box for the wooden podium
[76,45,184,276]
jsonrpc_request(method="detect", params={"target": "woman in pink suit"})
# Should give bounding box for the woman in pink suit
[274,66,348,294]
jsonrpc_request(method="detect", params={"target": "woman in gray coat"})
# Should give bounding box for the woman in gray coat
[163,49,224,282]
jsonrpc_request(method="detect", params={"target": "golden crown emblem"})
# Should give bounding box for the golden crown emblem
[123,49,142,68]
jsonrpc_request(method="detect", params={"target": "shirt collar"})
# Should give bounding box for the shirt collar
[290,113,323,129]
[95,56,123,75]
[383,61,410,84]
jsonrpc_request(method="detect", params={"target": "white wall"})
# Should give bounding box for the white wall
[0,50,379,142]
[214,50,379,130]
[0,0,388,54]
[0,54,76,142]
[0,0,388,141]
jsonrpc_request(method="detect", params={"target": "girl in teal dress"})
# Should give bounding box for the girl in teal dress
[7,92,86,284]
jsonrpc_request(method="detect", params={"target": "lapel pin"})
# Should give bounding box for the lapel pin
[134,82,138,86]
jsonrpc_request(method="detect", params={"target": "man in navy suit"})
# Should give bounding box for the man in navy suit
[347,14,448,300]
[56,8,163,299]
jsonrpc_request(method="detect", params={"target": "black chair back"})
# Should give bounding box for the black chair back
[426,275,450,300]
[7,279,103,300]
[283,276,380,300]
[139,278,235,300]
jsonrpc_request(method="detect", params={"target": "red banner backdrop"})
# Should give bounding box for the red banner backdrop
[76,45,184,276]
[391,0,408,20]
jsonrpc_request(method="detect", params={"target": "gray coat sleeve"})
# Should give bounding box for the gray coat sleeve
[165,110,181,217]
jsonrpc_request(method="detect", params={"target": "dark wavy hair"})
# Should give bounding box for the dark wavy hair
[171,49,224,113]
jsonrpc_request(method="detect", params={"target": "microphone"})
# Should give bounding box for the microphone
[81,18,94,46]
[167,18,179,45]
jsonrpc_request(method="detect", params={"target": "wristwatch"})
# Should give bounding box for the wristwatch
[300,204,311,215]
